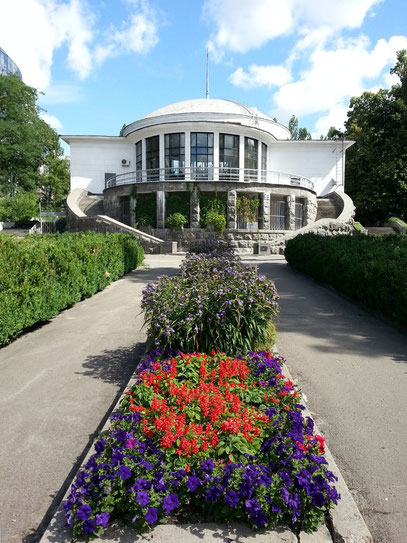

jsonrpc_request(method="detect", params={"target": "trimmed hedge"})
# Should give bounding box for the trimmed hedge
[285,234,407,327]
[0,232,144,345]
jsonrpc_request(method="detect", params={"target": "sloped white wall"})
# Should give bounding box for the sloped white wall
[69,138,135,194]
[270,142,345,196]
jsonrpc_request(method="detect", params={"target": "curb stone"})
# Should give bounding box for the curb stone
[40,350,367,543]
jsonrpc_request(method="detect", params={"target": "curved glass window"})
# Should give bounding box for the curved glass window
[220,134,239,180]
[146,135,159,181]
[135,140,142,181]
[191,132,213,180]
[245,137,258,180]
[165,133,185,179]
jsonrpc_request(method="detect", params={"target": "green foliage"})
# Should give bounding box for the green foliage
[288,115,312,140]
[165,212,188,229]
[285,234,407,327]
[0,191,39,223]
[199,192,227,228]
[353,221,367,233]
[38,153,70,210]
[345,50,407,223]
[166,192,190,224]
[0,232,144,345]
[387,217,407,231]
[134,192,156,227]
[204,209,226,234]
[0,73,65,196]
[237,196,259,223]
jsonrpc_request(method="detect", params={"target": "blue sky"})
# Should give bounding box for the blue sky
[2,0,407,154]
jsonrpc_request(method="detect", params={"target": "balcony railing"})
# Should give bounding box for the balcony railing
[105,167,314,191]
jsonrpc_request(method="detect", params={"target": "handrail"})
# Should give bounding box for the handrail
[105,167,314,191]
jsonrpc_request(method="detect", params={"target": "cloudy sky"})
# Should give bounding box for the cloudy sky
[1,0,406,151]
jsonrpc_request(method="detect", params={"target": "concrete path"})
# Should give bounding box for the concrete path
[0,255,183,543]
[243,255,407,543]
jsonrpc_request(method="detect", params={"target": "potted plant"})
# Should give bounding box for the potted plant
[204,209,226,235]
[237,196,259,230]
[165,212,188,230]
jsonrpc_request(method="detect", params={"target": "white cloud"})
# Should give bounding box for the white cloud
[229,64,292,89]
[40,111,63,131]
[38,83,83,104]
[204,0,382,59]
[0,0,159,92]
[312,105,349,139]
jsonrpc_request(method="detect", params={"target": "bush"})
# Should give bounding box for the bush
[64,350,339,538]
[0,232,144,344]
[0,191,39,224]
[142,252,279,354]
[205,209,226,234]
[285,234,407,326]
[165,212,187,229]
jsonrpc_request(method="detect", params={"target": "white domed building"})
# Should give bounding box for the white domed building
[63,98,355,253]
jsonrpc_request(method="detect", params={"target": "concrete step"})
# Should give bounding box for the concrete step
[366,226,396,235]
[316,200,340,220]
[78,195,104,216]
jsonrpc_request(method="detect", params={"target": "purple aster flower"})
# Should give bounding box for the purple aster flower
[117,465,131,481]
[83,518,96,534]
[76,504,92,521]
[144,506,158,525]
[225,490,239,508]
[162,493,179,514]
[136,490,150,507]
[96,512,110,527]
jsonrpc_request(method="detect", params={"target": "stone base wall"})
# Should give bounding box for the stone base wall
[139,227,287,253]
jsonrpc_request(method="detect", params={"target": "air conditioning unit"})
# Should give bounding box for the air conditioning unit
[121,159,130,167]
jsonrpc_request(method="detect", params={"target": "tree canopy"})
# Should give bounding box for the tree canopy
[288,115,312,140]
[0,73,69,208]
[344,50,407,223]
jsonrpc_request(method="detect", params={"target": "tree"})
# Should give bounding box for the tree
[288,115,312,140]
[344,50,407,223]
[39,153,70,209]
[0,73,62,196]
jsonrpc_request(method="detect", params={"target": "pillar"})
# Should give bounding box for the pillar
[287,195,296,230]
[156,190,166,229]
[227,190,237,230]
[190,189,200,228]
[130,196,136,227]
[261,191,271,230]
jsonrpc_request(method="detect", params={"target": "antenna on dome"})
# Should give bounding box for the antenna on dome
[206,48,209,99]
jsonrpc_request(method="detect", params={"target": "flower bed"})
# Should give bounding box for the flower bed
[142,252,279,355]
[64,351,339,538]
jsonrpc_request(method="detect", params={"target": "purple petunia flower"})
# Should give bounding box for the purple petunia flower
[82,518,96,534]
[201,458,215,474]
[117,465,132,481]
[144,506,158,525]
[136,490,150,507]
[162,493,179,514]
[96,512,110,527]
[94,439,106,454]
[186,474,200,492]
[225,490,239,508]
[76,504,92,521]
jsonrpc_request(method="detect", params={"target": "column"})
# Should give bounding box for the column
[287,195,296,230]
[261,191,271,230]
[185,131,191,181]
[156,190,166,229]
[130,196,135,227]
[190,189,200,228]
[213,132,219,181]
[257,143,262,183]
[227,190,237,230]
[239,135,245,183]
[159,133,165,181]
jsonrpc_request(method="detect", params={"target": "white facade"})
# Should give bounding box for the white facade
[62,98,353,196]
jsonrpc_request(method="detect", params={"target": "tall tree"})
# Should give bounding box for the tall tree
[345,50,407,223]
[288,115,312,140]
[0,73,63,196]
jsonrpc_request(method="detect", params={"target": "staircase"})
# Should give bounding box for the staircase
[365,226,397,236]
[77,194,104,216]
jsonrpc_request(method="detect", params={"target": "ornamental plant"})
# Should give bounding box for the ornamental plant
[237,196,259,223]
[204,208,226,235]
[142,252,279,354]
[165,212,187,229]
[64,351,339,538]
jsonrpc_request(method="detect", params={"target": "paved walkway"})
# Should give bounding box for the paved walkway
[243,255,407,543]
[0,255,183,543]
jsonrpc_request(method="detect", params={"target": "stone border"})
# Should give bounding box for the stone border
[40,350,372,543]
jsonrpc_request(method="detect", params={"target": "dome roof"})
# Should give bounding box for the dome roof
[123,98,291,140]
[143,98,269,119]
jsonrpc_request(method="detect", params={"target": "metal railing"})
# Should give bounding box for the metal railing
[105,167,314,191]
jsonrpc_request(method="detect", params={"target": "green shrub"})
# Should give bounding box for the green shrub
[0,232,144,345]
[165,212,187,229]
[285,234,407,326]
[204,209,226,234]
[0,191,39,224]
[134,193,156,228]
